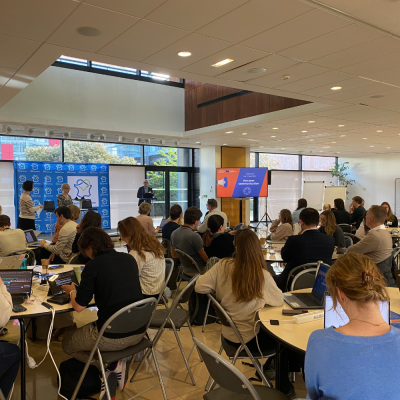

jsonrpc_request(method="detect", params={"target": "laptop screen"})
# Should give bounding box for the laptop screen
[324,295,390,328]
[160,219,167,228]
[24,229,37,243]
[311,263,329,301]
[0,269,33,296]
[48,270,79,296]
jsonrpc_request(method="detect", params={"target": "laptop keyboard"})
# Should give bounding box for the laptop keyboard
[294,293,321,306]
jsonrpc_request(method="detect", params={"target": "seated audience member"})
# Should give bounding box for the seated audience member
[349,196,366,229]
[381,202,398,228]
[332,198,351,225]
[165,204,184,226]
[275,208,335,292]
[52,204,80,243]
[0,276,20,398]
[71,211,102,264]
[269,209,294,241]
[0,215,26,256]
[197,199,228,233]
[162,204,182,241]
[62,228,144,395]
[196,229,295,396]
[118,217,165,299]
[171,207,208,274]
[136,202,160,236]
[319,210,345,248]
[203,215,235,259]
[292,198,307,224]
[305,253,400,400]
[37,206,77,264]
[346,206,395,286]
[323,204,331,211]
[354,211,370,242]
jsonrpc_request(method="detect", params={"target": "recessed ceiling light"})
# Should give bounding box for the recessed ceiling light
[377,130,383,132]
[363,138,368,139]
[387,147,391,149]
[260,146,264,148]
[332,142,336,143]
[370,95,384,99]
[195,141,201,144]
[178,51,191,57]
[309,139,314,141]
[223,143,227,146]
[340,135,346,137]
[271,135,276,138]
[302,130,307,133]
[331,86,342,91]
[319,151,323,152]
[338,125,345,127]
[225,131,233,134]
[322,146,330,148]
[212,59,234,67]
[242,132,248,135]
[336,152,340,154]
[280,148,285,150]
[370,145,374,147]
[248,68,267,74]
[308,121,315,123]
[76,26,101,36]
[272,127,279,130]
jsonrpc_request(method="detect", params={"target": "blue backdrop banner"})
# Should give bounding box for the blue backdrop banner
[14,161,110,233]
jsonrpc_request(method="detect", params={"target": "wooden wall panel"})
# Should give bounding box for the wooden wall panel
[185,80,310,131]
[221,147,246,227]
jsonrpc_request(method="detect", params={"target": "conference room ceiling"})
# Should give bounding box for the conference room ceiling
[1,0,400,156]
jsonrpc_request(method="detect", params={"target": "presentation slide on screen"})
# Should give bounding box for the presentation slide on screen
[216,168,268,198]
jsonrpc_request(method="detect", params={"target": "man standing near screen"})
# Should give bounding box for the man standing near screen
[137,179,153,205]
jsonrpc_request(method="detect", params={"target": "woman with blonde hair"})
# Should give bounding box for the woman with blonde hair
[269,209,294,241]
[196,229,294,394]
[69,204,80,222]
[136,202,160,235]
[319,210,345,248]
[305,253,399,400]
[118,217,165,299]
[57,183,73,207]
[323,204,331,211]
[381,201,398,227]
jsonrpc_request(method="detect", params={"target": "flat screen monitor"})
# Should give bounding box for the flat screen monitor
[216,168,268,198]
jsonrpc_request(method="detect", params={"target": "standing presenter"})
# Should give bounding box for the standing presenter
[17,180,43,230]
[137,179,153,206]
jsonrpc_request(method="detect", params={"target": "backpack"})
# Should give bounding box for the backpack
[59,358,101,399]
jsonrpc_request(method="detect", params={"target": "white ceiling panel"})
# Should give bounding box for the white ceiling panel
[364,66,400,88]
[85,0,167,18]
[322,82,397,101]
[247,63,329,88]
[98,20,189,61]
[0,0,79,42]
[0,67,15,89]
[47,4,139,52]
[142,33,231,69]
[344,89,400,107]
[0,34,41,69]
[197,0,312,43]
[181,45,268,77]
[145,0,248,31]
[274,70,352,93]
[312,36,400,69]
[278,24,383,62]
[240,9,352,54]
[216,55,299,82]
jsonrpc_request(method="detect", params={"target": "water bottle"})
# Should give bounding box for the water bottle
[20,258,28,269]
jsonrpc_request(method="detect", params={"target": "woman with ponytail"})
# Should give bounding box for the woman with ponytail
[203,215,235,259]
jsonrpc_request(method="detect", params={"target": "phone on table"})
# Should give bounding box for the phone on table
[49,265,63,270]
[13,304,27,313]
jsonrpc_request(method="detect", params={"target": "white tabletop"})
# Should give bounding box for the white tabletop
[259,287,400,353]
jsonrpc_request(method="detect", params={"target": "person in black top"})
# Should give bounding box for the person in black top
[62,227,144,390]
[162,204,182,241]
[332,198,351,225]
[381,202,399,228]
[71,211,102,264]
[203,215,235,259]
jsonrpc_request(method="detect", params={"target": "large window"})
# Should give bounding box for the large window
[259,153,299,170]
[302,156,336,171]
[144,147,192,167]
[0,136,62,161]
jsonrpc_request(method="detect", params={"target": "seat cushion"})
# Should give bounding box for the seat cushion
[204,386,288,400]
[149,308,189,330]
[99,338,152,365]
[221,335,275,359]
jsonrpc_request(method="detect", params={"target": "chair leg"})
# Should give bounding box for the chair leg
[98,348,112,400]
[151,347,168,400]
[174,278,182,301]
[171,324,196,386]
[202,297,211,333]
[129,347,152,383]
[187,320,203,362]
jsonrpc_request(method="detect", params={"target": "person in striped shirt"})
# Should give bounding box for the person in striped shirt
[36,206,77,264]
[17,180,43,231]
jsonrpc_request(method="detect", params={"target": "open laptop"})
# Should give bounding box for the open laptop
[0,255,25,270]
[324,294,390,328]
[283,263,329,309]
[47,270,79,305]
[159,218,167,228]
[24,229,40,247]
[0,269,33,305]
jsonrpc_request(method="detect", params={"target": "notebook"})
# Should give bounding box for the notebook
[47,270,79,305]
[0,269,33,305]
[283,263,329,309]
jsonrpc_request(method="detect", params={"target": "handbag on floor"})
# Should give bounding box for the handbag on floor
[59,358,101,399]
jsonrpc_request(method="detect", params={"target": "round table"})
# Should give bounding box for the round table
[258,287,400,389]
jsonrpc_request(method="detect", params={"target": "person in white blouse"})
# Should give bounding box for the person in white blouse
[0,277,21,398]
[118,216,165,299]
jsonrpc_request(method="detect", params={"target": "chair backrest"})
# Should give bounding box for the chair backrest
[5,249,35,266]
[164,258,174,283]
[175,248,202,275]
[338,224,352,233]
[193,337,261,400]
[69,253,81,264]
[161,239,172,258]
[344,233,353,247]
[0,388,5,400]
[233,223,244,231]
[290,268,318,291]
[392,247,400,259]
[286,262,321,292]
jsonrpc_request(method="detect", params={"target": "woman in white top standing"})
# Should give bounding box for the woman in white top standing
[118,216,165,299]
[17,180,42,231]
